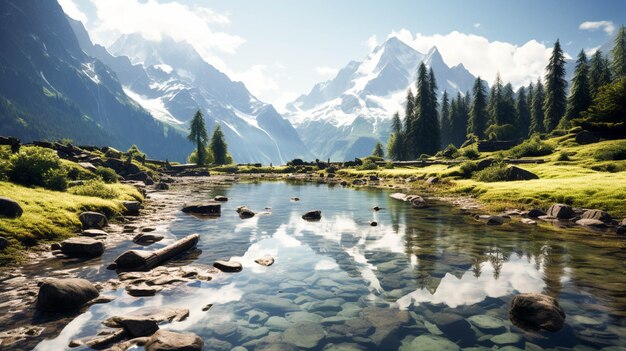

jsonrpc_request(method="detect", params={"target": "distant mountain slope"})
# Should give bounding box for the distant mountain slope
[0,0,191,161]
[69,19,311,164]
[284,37,476,161]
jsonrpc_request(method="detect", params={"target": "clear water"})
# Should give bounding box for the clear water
[35,181,626,350]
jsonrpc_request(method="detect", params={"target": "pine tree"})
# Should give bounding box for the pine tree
[412,63,430,157]
[501,82,516,125]
[387,112,403,160]
[450,92,469,146]
[543,39,567,132]
[426,68,441,153]
[564,50,591,124]
[440,91,451,147]
[468,77,488,138]
[209,124,229,165]
[372,142,385,158]
[516,86,531,138]
[187,110,209,165]
[611,25,626,79]
[488,73,504,125]
[530,79,545,134]
[403,89,415,159]
[589,51,612,97]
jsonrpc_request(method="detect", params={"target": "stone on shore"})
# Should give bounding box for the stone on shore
[123,201,142,215]
[133,233,165,244]
[144,330,203,351]
[60,237,104,257]
[0,197,22,218]
[576,218,607,228]
[155,182,169,190]
[547,204,575,220]
[214,195,228,202]
[80,229,108,237]
[79,211,108,229]
[302,210,322,221]
[526,208,546,218]
[182,203,221,215]
[214,260,243,272]
[580,209,612,223]
[509,293,566,332]
[36,278,99,312]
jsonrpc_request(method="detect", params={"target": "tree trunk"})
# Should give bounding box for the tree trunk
[114,234,199,271]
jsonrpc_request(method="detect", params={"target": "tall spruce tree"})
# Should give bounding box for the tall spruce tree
[387,112,403,160]
[564,50,591,124]
[440,91,451,147]
[413,63,431,157]
[543,39,567,132]
[209,124,229,165]
[611,25,626,79]
[372,142,385,158]
[502,83,517,125]
[589,50,612,97]
[451,92,469,146]
[488,73,504,125]
[403,89,415,159]
[187,110,209,165]
[530,79,545,134]
[425,68,441,154]
[516,86,531,138]
[468,77,488,138]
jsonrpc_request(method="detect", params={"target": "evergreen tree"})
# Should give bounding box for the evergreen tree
[501,82,516,125]
[611,25,626,79]
[412,63,431,157]
[426,68,441,153]
[450,92,469,147]
[209,124,229,165]
[516,86,531,138]
[468,77,488,138]
[387,112,403,160]
[543,39,567,132]
[564,50,591,124]
[488,73,504,125]
[589,50,612,97]
[187,110,209,165]
[403,89,415,159]
[530,79,545,134]
[440,91,451,147]
[372,142,385,158]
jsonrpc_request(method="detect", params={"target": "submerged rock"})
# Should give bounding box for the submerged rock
[407,334,460,351]
[302,210,322,221]
[0,197,22,218]
[283,322,325,349]
[79,211,108,229]
[467,314,506,333]
[213,260,243,272]
[547,204,575,220]
[60,237,104,257]
[105,307,189,338]
[509,293,566,332]
[36,278,99,312]
[254,256,275,266]
[144,330,203,351]
[182,203,221,215]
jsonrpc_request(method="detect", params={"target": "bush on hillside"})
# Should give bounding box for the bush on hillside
[43,168,69,191]
[460,147,480,159]
[439,144,459,159]
[594,146,626,161]
[506,136,554,158]
[95,166,119,183]
[8,147,66,189]
[485,124,517,141]
[357,159,378,170]
[69,179,118,199]
[458,161,478,178]
[473,163,510,182]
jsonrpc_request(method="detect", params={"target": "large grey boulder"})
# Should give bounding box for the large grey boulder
[60,237,104,257]
[509,293,566,331]
[213,260,243,273]
[36,278,99,312]
[144,330,203,351]
[547,204,575,220]
[0,197,22,218]
[79,211,108,229]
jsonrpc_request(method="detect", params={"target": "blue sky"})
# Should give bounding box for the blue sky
[59,0,626,109]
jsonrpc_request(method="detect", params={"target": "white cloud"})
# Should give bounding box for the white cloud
[579,20,615,35]
[58,0,88,24]
[86,0,244,67]
[473,23,481,28]
[366,35,378,51]
[274,92,300,113]
[388,30,553,88]
[315,66,339,77]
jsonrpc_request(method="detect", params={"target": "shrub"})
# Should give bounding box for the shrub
[187,147,214,165]
[384,162,395,169]
[326,166,338,174]
[8,147,64,188]
[69,179,118,199]
[288,158,306,166]
[362,156,384,163]
[594,146,626,161]
[473,163,510,182]
[440,144,459,159]
[127,144,146,160]
[43,168,68,191]
[485,124,517,141]
[95,166,119,183]
[460,147,480,159]
[458,161,478,178]
[507,136,554,158]
[357,159,378,170]
[557,151,570,161]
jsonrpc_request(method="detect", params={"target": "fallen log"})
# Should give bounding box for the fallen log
[113,234,199,271]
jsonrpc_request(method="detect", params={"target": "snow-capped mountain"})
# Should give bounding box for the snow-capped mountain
[284,37,476,161]
[69,22,310,165]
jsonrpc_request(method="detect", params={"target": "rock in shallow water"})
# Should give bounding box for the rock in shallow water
[105,307,189,338]
[79,211,108,229]
[60,237,104,257]
[282,322,325,349]
[509,293,566,332]
[144,330,203,351]
[213,260,243,272]
[254,256,275,266]
[182,203,221,215]
[237,206,255,219]
[408,334,460,351]
[547,204,575,220]
[36,278,99,312]
[302,210,322,221]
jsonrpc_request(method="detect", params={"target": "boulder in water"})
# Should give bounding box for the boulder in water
[144,330,203,351]
[36,278,99,312]
[60,237,104,257]
[302,210,322,221]
[509,293,566,332]
[547,204,575,219]
[79,211,108,229]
